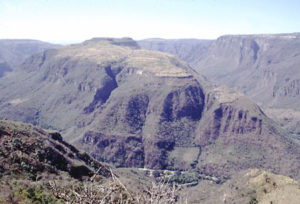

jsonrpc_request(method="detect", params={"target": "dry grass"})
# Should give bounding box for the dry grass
[54,39,191,78]
[212,86,244,103]
[125,50,191,77]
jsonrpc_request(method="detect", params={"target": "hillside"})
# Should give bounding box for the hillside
[0,39,57,77]
[0,60,11,78]
[185,169,300,203]
[140,33,300,135]
[0,119,113,202]
[0,119,110,180]
[1,120,299,203]
[0,120,181,203]
[0,37,299,183]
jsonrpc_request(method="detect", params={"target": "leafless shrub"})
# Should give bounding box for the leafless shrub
[49,168,186,203]
[136,181,180,204]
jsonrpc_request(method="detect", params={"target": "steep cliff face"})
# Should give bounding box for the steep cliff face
[141,34,300,135]
[79,78,205,169]
[195,34,300,107]
[196,34,300,135]
[196,87,300,179]
[198,87,265,146]
[0,38,299,181]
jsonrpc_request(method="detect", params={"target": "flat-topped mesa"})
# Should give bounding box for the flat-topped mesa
[49,37,192,78]
[123,49,192,77]
[218,33,300,40]
[83,37,141,49]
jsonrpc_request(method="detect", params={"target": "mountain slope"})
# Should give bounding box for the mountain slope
[0,119,110,180]
[0,120,157,204]
[0,60,11,77]
[0,39,57,76]
[0,37,206,170]
[0,38,299,182]
[197,87,300,180]
[140,34,300,135]
[194,34,300,108]
[195,34,300,135]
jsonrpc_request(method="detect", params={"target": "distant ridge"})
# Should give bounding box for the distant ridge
[0,39,58,76]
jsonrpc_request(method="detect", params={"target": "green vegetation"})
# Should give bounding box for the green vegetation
[169,171,199,184]
[12,185,60,204]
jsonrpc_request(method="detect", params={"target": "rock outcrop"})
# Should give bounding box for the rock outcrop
[197,87,300,180]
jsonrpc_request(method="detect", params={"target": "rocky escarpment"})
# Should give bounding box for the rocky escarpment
[141,34,300,110]
[79,80,205,169]
[196,34,300,135]
[198,87,264,145]
[196,87,300,180]
[194,34,300,108]
[141,34,300,135]
[0,38,299,182]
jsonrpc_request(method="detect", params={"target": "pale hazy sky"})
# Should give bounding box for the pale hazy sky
[0,0,299,43]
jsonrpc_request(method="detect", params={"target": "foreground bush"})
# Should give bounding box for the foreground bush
[48,171,185,204]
